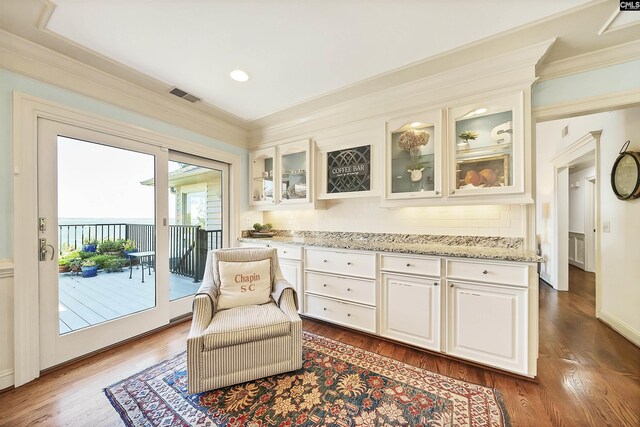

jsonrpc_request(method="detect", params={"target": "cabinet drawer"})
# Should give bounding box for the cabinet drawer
[446,259,528,287]
[305,272,375,305]
[273,245,303,261]
[305,248,376,278]
[380,254,440,277]
[238,241,268,248]
[304,294,376,333]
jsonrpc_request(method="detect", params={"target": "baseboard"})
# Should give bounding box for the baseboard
[0,369,14,390]
[0,259,14,278]
[598,311,640,347]
[539,272,553,287]
[568,259,585,270]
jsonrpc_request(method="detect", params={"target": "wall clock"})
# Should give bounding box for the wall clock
[611,140,640,200]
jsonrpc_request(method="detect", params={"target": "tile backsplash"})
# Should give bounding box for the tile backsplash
[263,198,524,237]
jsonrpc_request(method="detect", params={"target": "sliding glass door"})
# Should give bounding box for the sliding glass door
[37,118,228,369]
[167,152,229,317]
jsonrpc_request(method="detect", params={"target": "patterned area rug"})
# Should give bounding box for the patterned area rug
[105,332,510,426]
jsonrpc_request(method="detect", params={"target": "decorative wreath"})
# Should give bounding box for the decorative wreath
[398,129,430,153]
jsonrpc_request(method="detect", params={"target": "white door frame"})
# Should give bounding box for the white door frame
[550,131,601,292]
[584,176,597,273]
[13,93,242,386]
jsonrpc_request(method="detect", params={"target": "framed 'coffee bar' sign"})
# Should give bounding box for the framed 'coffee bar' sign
[326,145,371,194]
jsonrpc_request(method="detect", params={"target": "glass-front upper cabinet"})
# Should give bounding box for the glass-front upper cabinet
[447,91,524,197]
[385,109,442,200]
[277,139,312,205]
[250,147,276,206]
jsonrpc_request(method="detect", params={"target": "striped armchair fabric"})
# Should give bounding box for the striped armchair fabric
[187,248,303,394]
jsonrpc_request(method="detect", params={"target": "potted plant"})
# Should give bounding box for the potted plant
[123,239,138,259]
[82,238,99,253]
[68,258,83,274]
[81,259,98,278]
[97,239,125,255]
[58,258,70,273]
[457,130,479,150]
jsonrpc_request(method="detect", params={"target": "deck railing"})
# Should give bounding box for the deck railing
[59,223,223,282]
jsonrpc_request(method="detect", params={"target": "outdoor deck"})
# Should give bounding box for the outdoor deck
[58,269,199,334]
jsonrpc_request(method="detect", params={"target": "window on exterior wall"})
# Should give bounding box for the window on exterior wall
[183,191,206,227]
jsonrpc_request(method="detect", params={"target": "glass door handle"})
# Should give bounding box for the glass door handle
[39,238,55,261]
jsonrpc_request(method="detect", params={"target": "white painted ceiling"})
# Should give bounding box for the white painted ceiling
[47,0,591,121]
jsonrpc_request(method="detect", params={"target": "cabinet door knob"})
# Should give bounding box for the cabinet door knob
[406,263,411,267]
[347,313,351,317]
[451,190,456,194]
[347,288,352,292]
[323,307,327,311]
[434,282,439,286]
[435,191,440,195]
[283,250,287,253]
[323,259,328,263]
[450,283,454,288]
[482,270,488,274]
[323,284,327,287]
[347,262,352,265]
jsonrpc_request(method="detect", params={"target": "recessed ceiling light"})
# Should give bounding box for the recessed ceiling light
[474,108,488,114]
[230,69,250,82]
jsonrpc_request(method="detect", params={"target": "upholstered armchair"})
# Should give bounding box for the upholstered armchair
[187,248,302,394]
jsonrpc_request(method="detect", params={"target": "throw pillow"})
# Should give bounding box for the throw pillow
[217,259,271,310]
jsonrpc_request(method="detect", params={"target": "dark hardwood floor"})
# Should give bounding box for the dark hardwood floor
[0,265,638,426]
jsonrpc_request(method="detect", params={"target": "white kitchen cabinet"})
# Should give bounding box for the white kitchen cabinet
[446,280,527,374]
[249,139,316,210]
[447,91,525,198]
[380,273,441,351]
[237,241,538,377]
[249,147,276,207]
[304,247,377,333]
[385,109,443,201]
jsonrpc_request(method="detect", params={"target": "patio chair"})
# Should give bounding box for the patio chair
[187,247,302,393]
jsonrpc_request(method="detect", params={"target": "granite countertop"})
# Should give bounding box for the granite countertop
[237,234,544,263]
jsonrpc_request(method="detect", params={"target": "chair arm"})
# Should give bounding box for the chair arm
[277,287,302,323]
[188,294,213,341]
[272,278,298,311]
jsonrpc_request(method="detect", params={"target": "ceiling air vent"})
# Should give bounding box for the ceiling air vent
[169,87,201,103]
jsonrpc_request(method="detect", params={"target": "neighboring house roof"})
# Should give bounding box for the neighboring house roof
[141,165,221,187]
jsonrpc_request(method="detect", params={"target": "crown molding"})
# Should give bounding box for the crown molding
[537,39,640,82]
[0,29,249,148]
[250,40,554,146]
[533,88,640,122]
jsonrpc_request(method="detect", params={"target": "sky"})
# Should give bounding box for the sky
[57,136,176,220]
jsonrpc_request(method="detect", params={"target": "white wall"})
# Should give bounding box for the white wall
[536,105,640,344]
[568,165,595,234]
[265,201,524,237]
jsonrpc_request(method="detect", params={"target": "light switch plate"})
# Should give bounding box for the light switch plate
[603,221,610,233]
